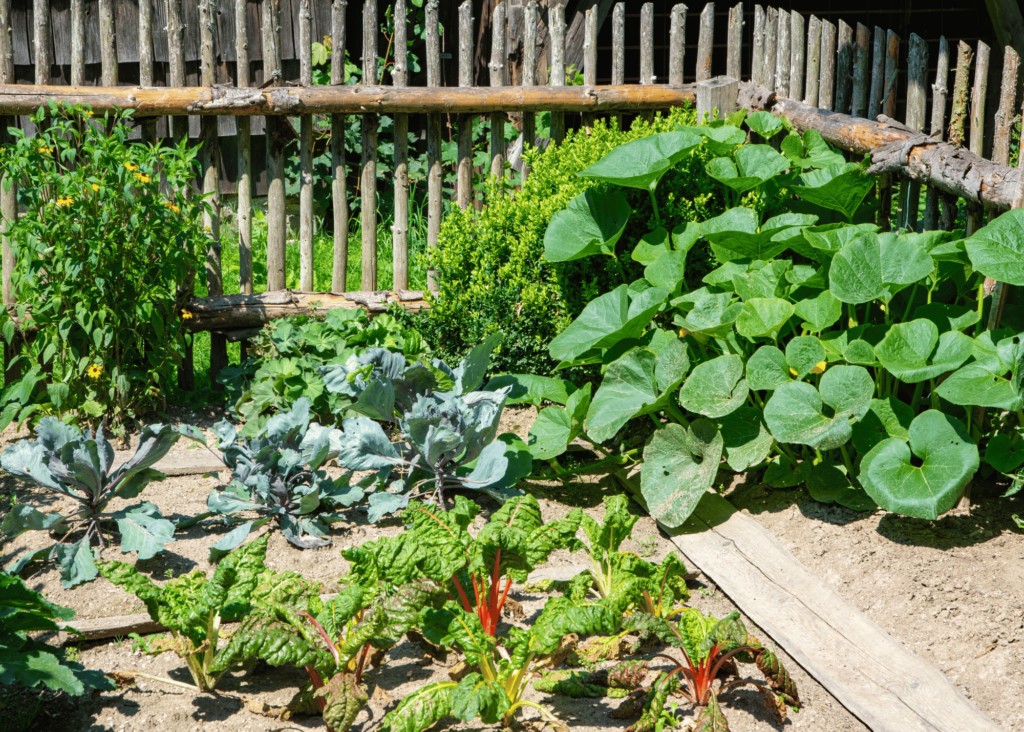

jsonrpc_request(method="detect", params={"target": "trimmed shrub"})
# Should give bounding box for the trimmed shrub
[411,107,725,375]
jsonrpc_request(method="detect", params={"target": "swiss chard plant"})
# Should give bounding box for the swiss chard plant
[0,570,115,697]
[621,609,800,731]
[218,309,428,436]
[522,113,1024,526]
[345,494,582,637]
[184,398,362,558]
[97,534,323,692]
[322,335,533,519]
[2,418,192,587]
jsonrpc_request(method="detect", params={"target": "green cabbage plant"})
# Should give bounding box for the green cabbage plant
[2,418,192,587]
[520,110,1024,525]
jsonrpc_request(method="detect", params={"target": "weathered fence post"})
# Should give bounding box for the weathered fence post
[640,3,655,124]
[425,0,441,292]
[878,30,900,231]
[521,2,537,177]
[361,0,379,291]
[804,16,820,106]
[33,0,51,85]
[490,2,507,176]
[139,0,156,142]
[611,2,624,130]
[457,1,475,207]
[922,36,950,230]
[775,9,790,98]
[98,0,117,86]
[836,21,853,113]
[330,0,349,293]
[393,0,409,292]
[818,19,836,110]
[0,0,15,328]
[298,0,315,292]
[851,23,870,118]
[726,3,742,82]
[867,27,885,119]
[697,3,715,83]
[264,0,287,292]
[166,0,186,143]
[901,33,928,231]
[670,4,687,86]
[789,11,804,102]
[966,41,990,236]
[70,0,84,86]
[549,4,566,143]
[752,5,765,86]
[583,6,599,130]
[237,0,254,300]
[697,76,738,121]
[762,7,776,91]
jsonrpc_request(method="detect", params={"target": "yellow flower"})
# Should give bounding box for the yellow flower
[91,183,100,192]
[164,201,180,214]
[135,173,151,184]
[86,363,103,379]
[789,368,799,377]
[38,146,54,154]
[180,309,194,320]
[124,163,139,172]
[83,110,94,117]
[811,361,827,375]
[55,196,74,207]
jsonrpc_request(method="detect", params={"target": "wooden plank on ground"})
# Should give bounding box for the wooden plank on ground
[111,450,226,477]
[617,474,1004,732]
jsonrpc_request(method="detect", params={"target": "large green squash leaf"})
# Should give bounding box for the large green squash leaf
[851,397,914,455]
[829,232,933,304]
[678,355,748,418]
[544,189,631,262]
[701,208,817,262]
[962,208,1024,285]
[874,319,973,383]
[736,298,795,339]
[746,346,791,392]
[706,145,790,194]
[935,363,1023,410]
[676,124,747,155]
[763,365,873,449]
[578,131,703,190]
[716,406,774,472]
[549,285,669,362]
[677,292,744,338]
[528,384,592,460]
[790,162,874,220]
[858,410,979,520]
[640,420,723,528]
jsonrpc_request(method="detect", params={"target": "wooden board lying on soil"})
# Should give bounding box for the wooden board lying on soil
[625,482,1005,732]
[111,449,226,477]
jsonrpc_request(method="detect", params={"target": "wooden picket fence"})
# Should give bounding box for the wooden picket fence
[0,0,1022,385]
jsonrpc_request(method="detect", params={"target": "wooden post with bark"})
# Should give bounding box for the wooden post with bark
[457,1,474,207]
[521,2,537,177]
[901,34,928,231]
[949,42,974,148]
[70,0,84,86]
[923,36,950,230]
[851,23,870,118]
[298,0,315,292]
[697,3,715,83]
[138,0,155,142]
[425,0,441,292]
[640,3,655,124]
[868,27,885,119]
[804,16,820,106]
[670,5,687,86]
[611,2,624,130]
[762,8,776,91]
[166,0,186,143]
[582,6,599,130]
[878,30,900,231]
[489,3,507,177]
[264,0,287,292]
[818,19,836,111]
[236,0,254,298]
[331,0,349,293]
[361,0,379,291]
[392,0,410,292]
[727,4,742,82]
[836,21,853,114]
[34,0,51,85]
[0,0,15,320]
[790,11,805,102]
[549,4,566,144]
[967,41,991,235]
[98,0,116,86]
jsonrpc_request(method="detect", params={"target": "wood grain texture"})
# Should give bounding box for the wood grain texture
[489,1,506,178]
[902,33,928,231]
[69,0,84,85]
[457,0,474,205]
[610,1,623,129]
[236,0,253,295]
[882,30,900,118]
[789,11,803,102]
[98,0,116,85]
[868,26,885,120]
[392,0,409,292]
[359,0,378,292]
[669,3,686,86]
[640,3,654,84]
[425,0,440,292]
[33,0,51,84]
[835,20,852,113]
[803,15,819,106]
[521,1,536,177]
[761,6,775,91]
[696,2,713,82]
[615,478,1005,732]
[969,41,991,156]
[923,36,950,230]
[774,8,789,97]
[817,19,835,110]
[329,0,348,293]
[298,0,314,292]
[851,23,869,118]
[751,5,764,86]
[949,41,973,149]
[263,0,286,292]
[726,2,742,82]
[549,3,566,143]
[993,47,1020,167]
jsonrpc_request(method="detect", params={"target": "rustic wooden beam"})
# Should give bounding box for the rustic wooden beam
[738,81,1023,212]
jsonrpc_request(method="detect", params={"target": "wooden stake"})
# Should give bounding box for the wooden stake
[697,3,714,83]
[330,0,349,293]
[967,41,991,236]
[804,15,820,106]
[670,4,688,86]
[868,26,885,119]
[611,2,624,130]
[993,47,1020,166]
[237,0,254,296]
[298,0,315,292]
[882,30,900,118]
[98,0,116,86]
[457,0,474,206]
[948,41,973,149]
[264,0,287,292]
[790,11,804,102]
[583,6,599,129]
[361,0,379,292]
[166,0,186,143]
[851,23,870,118]
[522,1,537,177]
[762,7,776,91]
[426,0,441,292]
[818,19,836,111]
[0,0,14,314]
[752,5,764,86]
[775,9,790,97]
[392,0,409,292]
[549,4,566,143]
[70,0,84,86]
[490,2,507,178]
[34,0,52,84]
[836,20,853,113]
[923,36,950,231]
[727,3,743,82]
[139,0,156,142]
[901,33,928,231]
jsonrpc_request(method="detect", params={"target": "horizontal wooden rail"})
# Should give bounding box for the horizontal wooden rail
[0,83,697,117]
[739,81,1023,212]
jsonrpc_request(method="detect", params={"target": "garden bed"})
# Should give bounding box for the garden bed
[3,407,1021,732]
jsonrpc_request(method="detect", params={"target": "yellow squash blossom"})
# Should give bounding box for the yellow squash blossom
[180,309,194,320]
[55,197,74,207]
[87,363,103,379]
[811,361,827,374]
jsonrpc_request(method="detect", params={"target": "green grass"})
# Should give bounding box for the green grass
[182,204,429,397]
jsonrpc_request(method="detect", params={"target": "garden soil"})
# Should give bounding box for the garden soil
[1,405,1021,732]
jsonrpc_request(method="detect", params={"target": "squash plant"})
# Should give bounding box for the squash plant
[523,114,1024,526]
[2,418,194,587]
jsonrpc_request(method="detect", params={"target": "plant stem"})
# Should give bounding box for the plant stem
[976,279,986,336]
[648,188,661,227]
[665,400,690,427]
[910,380,925,412]
[901,283,919,322]
[839,443,855,475]
[123,670,200,693]
[930,379,939,410]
